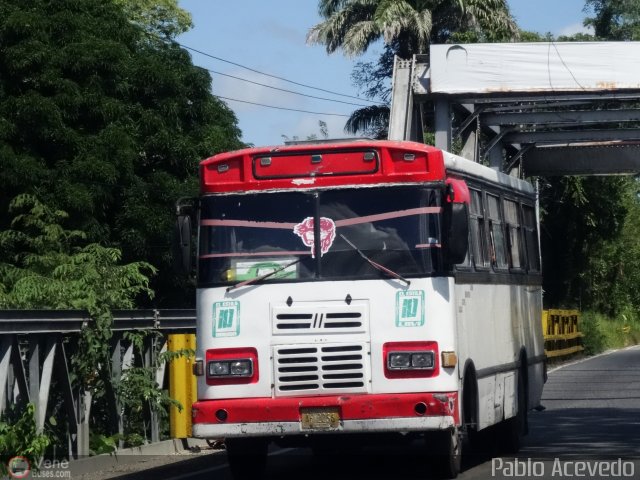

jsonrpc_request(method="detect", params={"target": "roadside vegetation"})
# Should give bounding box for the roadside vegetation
[0,0,239,471]
[581,310,640,355]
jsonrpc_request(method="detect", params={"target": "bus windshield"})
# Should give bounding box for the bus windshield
[198,185,443,287]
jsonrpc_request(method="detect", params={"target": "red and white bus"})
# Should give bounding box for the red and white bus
[179,140,545,478]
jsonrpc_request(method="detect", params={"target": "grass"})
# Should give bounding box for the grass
[580,309,640,355]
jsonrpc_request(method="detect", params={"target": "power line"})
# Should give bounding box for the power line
[207,68,373,107]
[215,95,351,117]
[178,42,383,105]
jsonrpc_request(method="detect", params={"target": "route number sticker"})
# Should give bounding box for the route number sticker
[396,290,425,327]
[213,301,240,337]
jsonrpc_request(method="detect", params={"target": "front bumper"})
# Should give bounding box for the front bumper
[192,392,458,438]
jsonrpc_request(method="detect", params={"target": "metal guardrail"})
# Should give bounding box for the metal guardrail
[542,309,584,358]
[0,309,195,459]
[3,307,589,460]
[0,309,196,334]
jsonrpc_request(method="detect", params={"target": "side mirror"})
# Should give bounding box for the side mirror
[172,208,194,276]
[172,200,193,275]
[443,179,470,266]
[444,203,469,265]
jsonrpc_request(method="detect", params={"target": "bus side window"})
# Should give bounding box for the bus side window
[523,204,541,272]
[469,189,489,269]
[503,199,523,269]
[487,193,508,270]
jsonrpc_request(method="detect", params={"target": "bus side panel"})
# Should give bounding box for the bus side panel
[525,286,545,410]
[454,282,543,431]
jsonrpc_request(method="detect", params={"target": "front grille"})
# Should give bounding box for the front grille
[275,312,363,331]
[274,343,369,396]
[272,302,368,335]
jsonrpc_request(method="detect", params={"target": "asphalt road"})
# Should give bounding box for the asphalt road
[94,345,640,480]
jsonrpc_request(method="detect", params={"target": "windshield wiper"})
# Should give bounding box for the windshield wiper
[339,234,411,287]
[226,258,302,293]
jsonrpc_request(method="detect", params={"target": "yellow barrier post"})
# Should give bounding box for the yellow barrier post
[542,309,584,358]
[168,333,197,438]
[542,310,549,338]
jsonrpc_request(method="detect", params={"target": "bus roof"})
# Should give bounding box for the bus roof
[443,151,535,194]
[199,140,533,194]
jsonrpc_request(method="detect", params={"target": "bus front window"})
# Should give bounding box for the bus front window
[318,186,443,279]
[198,192,315,286]
[198,186,444,287]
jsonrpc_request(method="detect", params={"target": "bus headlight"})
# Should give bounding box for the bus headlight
[387,351,434,370]
[208,361,231,376]
[388,352,411,369]
[410,352,434,369]
[207,359,253,377]
[230,359,253,376]
[383,342,439,378]
[205,348,258,385]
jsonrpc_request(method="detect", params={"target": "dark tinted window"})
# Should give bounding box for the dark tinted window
[198,186,444,286]
[487,194,508,270]
[319,187,442,279]
[469,189,489,268]
[504,199,523,269]
[199,193,315,285]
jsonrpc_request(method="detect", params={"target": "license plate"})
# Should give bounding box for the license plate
[300,407,340,430]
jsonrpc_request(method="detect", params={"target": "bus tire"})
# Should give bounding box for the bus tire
[462,366,480,454]
[225,437,268,480]
[429,427,461,479]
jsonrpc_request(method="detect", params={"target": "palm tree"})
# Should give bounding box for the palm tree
[307,0,518,136]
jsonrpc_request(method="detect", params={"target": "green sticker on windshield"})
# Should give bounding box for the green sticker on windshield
[213,301,240,337]
[396,290,424,327]
[233,260,297,281]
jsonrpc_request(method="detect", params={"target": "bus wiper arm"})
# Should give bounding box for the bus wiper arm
[339,234,410,287]
[226,258,302,293]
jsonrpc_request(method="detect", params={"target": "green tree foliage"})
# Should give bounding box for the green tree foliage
[0,194,169,455]
[584,0,640,40]
[580,179,640,314]
[0,404,50,475]
[0,195,155,311]
[539,177,628,310]
[0,194,155,391]
[114,0,193,39]
[115,330,192,445]
[0,0,243,307]
[308,0,518,136]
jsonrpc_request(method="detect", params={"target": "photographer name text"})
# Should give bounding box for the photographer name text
[492,458,635,478]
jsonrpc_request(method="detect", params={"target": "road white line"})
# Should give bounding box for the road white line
[548,344,640,374]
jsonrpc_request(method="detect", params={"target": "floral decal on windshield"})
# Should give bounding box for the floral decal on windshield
[293,217,336,258]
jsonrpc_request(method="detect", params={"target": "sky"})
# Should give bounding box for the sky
[177,0,592,149]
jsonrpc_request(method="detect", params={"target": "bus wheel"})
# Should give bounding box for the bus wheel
[429,427,461,479]
[225,437,268,480]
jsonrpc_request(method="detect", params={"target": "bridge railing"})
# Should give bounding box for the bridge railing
[542,309,584,358]
[1,307,587,459]
[0,310,195,459]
